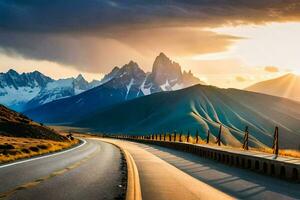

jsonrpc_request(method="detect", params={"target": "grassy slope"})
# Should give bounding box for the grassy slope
[0,104,66,141]
[0,136,78,163]
[0,104,79,163]
[77,85,300,150]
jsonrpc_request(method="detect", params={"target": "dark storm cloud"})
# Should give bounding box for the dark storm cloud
[1,0,300,32]
[0,0,300,72]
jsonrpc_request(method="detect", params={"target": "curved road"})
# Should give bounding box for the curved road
[1,137,299,200]
[0,139,126,200]
[101,138,300,200]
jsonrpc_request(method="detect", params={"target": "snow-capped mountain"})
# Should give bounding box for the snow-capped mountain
[99,66,120,85]
[5,52,204,116]
[24,75,97,110]
[97,53,204,97]
[99,52,204,95]
[0,69,53,111]
[25,53,205,123]
[0,70,100,111]
[150,52,205,91]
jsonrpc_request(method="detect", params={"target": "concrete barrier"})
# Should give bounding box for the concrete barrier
[125,139,300,182]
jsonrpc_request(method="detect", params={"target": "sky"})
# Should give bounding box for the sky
[0,0,300,88]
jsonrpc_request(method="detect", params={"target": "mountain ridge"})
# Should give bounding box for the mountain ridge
[245,73,300,102]
[1,53,204,111]
[0,69,101,111]
[24,53,205,122]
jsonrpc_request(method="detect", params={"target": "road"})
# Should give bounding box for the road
[0,139,126,200]
[1,137,299,200]
[101,138,300,200]
[100,138,233,200]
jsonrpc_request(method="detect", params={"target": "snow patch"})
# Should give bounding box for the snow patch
[172,83,184,90]
[125,78,134,100]
[160,80,170,91]
[0,86,41,109]
[140,77,151,96]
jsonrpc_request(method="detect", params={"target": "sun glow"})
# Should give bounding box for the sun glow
[210,22,300,72]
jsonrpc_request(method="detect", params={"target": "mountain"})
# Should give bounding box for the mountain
[150,52,205,91]
[1,53,203,112]
[25,53,205,123]
[0,69,53,111]
[24,61,155,123]
[77,84,300,150]
[0,104,65,141]
[99,66,120,84]
[0,70,100,111]
[246,73,300,102]
[23,74,98,110]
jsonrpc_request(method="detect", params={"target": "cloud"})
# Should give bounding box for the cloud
[264,66,279,73]
[0,0,300,73]
[236,76,247,82]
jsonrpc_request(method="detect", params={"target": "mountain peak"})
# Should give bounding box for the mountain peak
[75,74,85,81]
[127,60,139,67]
[158,52,167,58]
[32,70,43,75]
[7,69,19,76]
[120,61,141,72]
[152,52,182,85]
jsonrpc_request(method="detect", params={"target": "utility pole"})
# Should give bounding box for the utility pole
[216,125,222,146]
[273,126,279,156]
[242,126,249,150]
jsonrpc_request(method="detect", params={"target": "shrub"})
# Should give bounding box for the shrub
[29,146,39,152]
[21,148,30,154]
[37,144,48,150]
[0,144,15,150]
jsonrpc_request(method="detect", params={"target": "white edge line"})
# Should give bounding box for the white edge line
[0,139,87,169]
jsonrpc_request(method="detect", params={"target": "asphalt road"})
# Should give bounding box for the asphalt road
[101,139,300,200]
[100,138,233,200]
[134,142,300,200]
[0,139,126,200]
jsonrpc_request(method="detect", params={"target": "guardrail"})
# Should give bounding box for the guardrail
[107,135,300,183]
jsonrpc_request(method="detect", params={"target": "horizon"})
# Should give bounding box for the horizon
[1,1,300,89]
[0,59,297,90]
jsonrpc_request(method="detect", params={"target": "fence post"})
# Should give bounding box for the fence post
[273,126,279,156]
[195,130,199,144]
[206,130,210,144]
[174,131,177,142]
[179,132,182,142]
[187,130,190,143]
[216,125,222,146]
[242,126,249,150]
[159,133,162,141]
[169,133,171,141]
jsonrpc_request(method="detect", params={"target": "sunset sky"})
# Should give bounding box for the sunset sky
[0,1,300,88]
